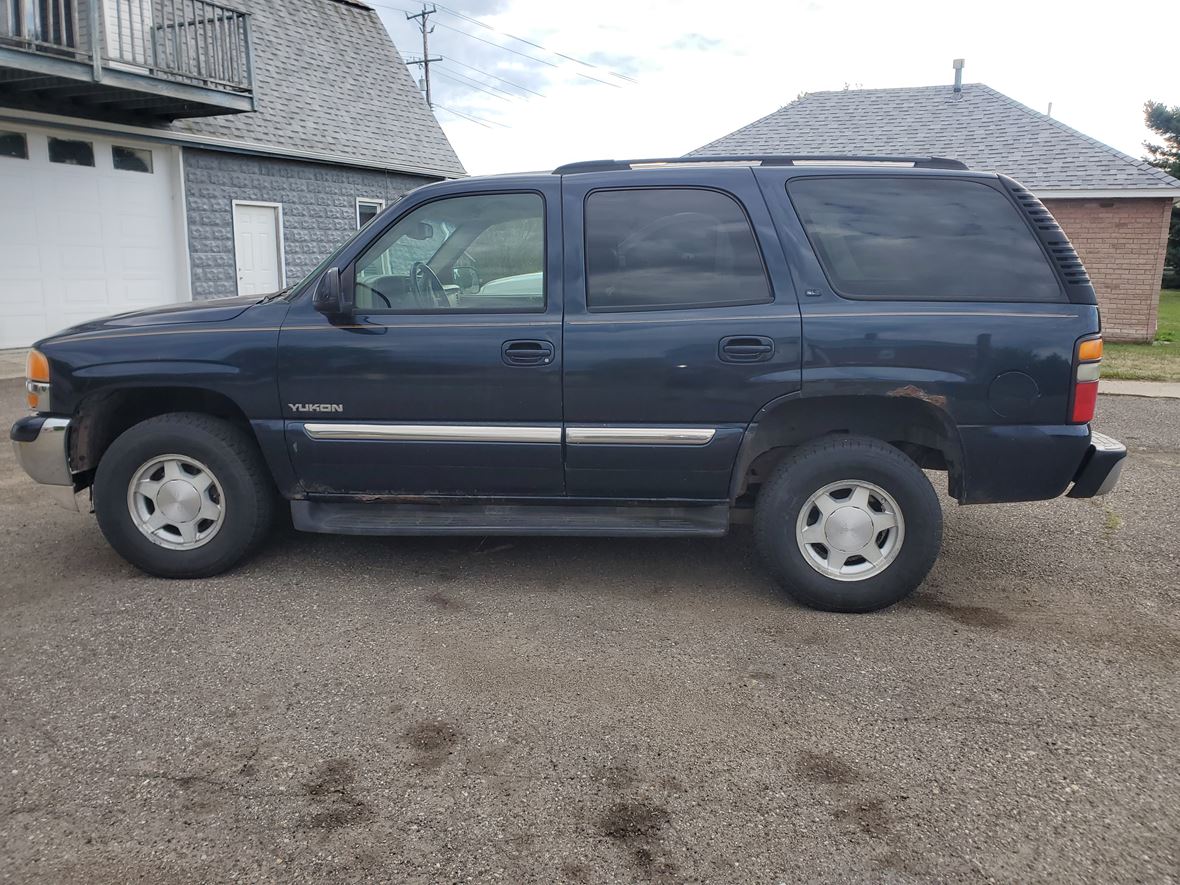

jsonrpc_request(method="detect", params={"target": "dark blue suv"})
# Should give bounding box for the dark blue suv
[10,156,1126,612]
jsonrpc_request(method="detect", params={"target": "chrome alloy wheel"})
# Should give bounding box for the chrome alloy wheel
[795,480,905,581]
[126,454,225,550]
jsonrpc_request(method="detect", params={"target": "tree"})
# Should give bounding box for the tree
[1144,101,1180,288]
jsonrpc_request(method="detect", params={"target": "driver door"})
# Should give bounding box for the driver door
[277,182,564,496]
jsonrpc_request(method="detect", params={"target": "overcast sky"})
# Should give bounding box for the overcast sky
[372,0,1177,176]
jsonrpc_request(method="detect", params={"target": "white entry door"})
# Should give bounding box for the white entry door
[233,202,283,296]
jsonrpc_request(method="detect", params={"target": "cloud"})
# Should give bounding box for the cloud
[375,0,1175,175]
[666,32,723,51]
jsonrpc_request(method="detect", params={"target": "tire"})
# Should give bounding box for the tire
[754,435,942,613]
[94,413,275,578]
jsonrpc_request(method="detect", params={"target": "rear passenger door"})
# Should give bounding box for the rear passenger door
[560,169,802,500]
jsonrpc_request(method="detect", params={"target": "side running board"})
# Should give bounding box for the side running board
[291,501,730,537]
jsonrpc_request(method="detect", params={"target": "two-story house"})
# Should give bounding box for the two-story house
[0,0,464,348]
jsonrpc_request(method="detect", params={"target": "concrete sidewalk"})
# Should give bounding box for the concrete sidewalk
[1099,378,1180,398]
[2,346,1178,397]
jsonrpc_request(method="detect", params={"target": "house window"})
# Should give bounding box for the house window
[0,130,27,159]
[113,145,153,173]
[357,198,385,229]
[48,137,94,167]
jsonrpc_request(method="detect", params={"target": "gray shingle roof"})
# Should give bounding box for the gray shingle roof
[168,0,464,178]
[689,84,1179,192]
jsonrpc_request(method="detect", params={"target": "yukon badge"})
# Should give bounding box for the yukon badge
[288,403,344,413]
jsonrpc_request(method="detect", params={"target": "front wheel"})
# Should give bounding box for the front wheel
[94,413,275,578]
[754,435,943,612]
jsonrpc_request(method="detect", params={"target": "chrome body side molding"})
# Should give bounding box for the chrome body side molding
[303,423,562,444]
[565,427,716,445]
[302,423,719,446]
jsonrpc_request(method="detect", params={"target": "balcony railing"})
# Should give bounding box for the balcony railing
[0,0,253,117]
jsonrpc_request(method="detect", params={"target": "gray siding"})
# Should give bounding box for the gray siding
[182,148,434,300]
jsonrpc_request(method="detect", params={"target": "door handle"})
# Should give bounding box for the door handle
[502,339,554,366]
[719,336,774,363]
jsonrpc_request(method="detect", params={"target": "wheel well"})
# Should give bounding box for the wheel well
[734,395,964,502]
[70,387,254,482]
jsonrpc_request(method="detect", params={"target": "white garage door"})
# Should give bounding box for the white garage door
[0,126,185,349]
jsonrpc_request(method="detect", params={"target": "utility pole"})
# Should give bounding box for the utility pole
[405,3,440,108]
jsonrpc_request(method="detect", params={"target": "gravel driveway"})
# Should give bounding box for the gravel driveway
[1,379,1177,883]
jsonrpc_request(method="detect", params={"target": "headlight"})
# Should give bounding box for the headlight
[26,349,50,412]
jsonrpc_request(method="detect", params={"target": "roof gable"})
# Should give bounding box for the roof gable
[690,84,1179,192]
[168,0,464,178]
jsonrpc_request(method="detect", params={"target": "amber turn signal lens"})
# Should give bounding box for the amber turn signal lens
[1077,338,1103,362]
[26,349,49,382]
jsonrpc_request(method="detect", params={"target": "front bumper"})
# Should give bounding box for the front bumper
[10,415,79,510]
[1067,431,1126,498]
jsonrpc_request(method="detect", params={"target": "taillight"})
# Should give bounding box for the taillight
[1071,336,1102,423]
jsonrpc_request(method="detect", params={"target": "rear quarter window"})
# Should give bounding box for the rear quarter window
[787,177,1064,302]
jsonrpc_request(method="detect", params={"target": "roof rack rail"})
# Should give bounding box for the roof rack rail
[551,155,969,174]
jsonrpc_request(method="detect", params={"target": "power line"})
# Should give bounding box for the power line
[433,69,516,102]
[372,0,632,92]
[433,3,639,83]
[575,71,622,89]
[442,57,546,99]
[433,103,507,128]
[430,18,560,68]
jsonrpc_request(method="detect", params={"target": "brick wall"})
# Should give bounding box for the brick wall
[1042,197,1173,342]
[182,149,436,300]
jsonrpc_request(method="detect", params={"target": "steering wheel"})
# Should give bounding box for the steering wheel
[410,261,448,309]
[354,280,392,309]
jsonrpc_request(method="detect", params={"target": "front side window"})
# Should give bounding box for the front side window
[787,176,1063,302]
[353,192,544,312]
[584,188,771,311]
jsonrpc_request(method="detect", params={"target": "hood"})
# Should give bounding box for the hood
[43,294,264,341]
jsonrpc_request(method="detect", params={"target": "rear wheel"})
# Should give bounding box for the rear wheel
[754,435,942,612]
[94,413,275,578]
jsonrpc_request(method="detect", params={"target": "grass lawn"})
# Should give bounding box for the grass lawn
[1103,289,1180,382]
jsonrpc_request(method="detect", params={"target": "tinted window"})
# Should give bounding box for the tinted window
[585,188,771,311]
[354,192,544,313]
[788,177,1062,302]
[112,145,152,172]
[0,131,27,159]
[48,137,94,167]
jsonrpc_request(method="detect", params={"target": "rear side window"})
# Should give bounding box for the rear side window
[787,177,1063,302]
[585,188,771,311]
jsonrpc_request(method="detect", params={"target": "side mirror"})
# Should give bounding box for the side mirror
[312,267,352,315]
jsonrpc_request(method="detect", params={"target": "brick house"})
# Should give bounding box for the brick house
[690,83,1180,341]
[0,0,463,349]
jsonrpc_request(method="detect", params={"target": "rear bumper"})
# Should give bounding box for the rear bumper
[10,415,79,510]
[957,423,1125,503]
[1066,431,1126,498]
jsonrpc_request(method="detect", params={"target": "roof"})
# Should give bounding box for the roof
[689,84,1180,194]
[168,0,464,179]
